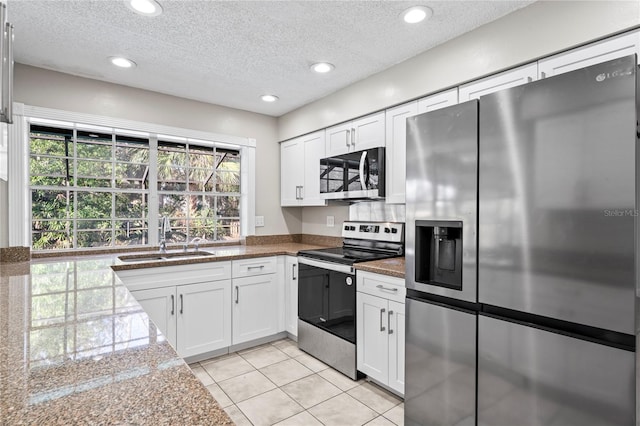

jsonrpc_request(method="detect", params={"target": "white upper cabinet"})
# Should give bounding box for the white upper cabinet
[280,130,326,207]
[539,31,640,79]
[325,111,385,157]
[459,63,538,101]
[280,139,303,206]
[417,87,459,114]
[385,102,417,205]
[385,88,458,204]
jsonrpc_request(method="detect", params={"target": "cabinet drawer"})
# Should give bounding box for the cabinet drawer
[232,256,278,278]
[357,271,405,303]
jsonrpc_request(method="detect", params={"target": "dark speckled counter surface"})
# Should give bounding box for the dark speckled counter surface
[355,257,406,279]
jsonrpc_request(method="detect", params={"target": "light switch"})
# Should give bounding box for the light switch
[255,216,265,227]
[327,216,335,227]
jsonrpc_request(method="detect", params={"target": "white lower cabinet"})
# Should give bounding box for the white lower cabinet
[121,262,233,359]
[131,286,178,348]
[231,258,279,345]
[356,271,406,395]
[177,281,231,358]
[284,256,298,337]
[134,280,231,359]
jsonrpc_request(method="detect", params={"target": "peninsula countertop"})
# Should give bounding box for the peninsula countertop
[0,242,404,424]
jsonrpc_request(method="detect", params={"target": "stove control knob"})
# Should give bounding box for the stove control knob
[346,277,353,286]
[349,226,356,231]
[344,225,349,231]
[384,228,391,233]
[391,228,398,234]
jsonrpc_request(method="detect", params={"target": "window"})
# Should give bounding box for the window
[157,140,241,243]
[29,123,242,250]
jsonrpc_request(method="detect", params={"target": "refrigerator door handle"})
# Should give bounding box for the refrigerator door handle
[359,150,368,190]
[379,308,386,332]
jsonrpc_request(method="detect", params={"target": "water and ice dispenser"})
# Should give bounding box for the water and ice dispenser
[415,220,463,290]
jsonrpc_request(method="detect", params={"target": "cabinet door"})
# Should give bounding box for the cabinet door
[356,292,389,384]
[459,63,537,101]
[352,111,385,151]
[301,131,327,206]
[284,256,298,336]
[539,31,640,79]
[130,287,177,349]
[385,101,417,205]
[387,300,405,395]
[176,280,231,358]
[280,138,303,206]
[325,121,353,157]
[417,88,459,114]
[232,274,278,345]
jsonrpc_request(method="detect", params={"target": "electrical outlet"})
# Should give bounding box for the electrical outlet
[327,215,335,227]
[255,216,265,227]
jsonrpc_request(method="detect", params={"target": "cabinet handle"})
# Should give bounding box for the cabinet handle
[3,23,13,123]
[540,71,546,79]
[299,186,304,199]
[171,294,175,315]
[376,284,398,292]
[180,294,184,314]
[380,308,386,332]
[235,286,239,304]
[346,129,350,147]
[388,310,394,335]
[247,265,265,270]
[292,263,297,280]
[351,127,355,145]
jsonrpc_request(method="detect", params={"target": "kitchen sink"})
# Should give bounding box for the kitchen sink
[118,251,215,263]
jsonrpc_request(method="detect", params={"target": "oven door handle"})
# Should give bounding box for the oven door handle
[298,256,354,274]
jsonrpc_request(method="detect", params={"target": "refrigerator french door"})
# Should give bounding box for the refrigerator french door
[405,100,479,425]
[477,55,637,424]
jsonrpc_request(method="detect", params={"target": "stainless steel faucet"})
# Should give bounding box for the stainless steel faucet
[159,216,171,253]
[189,236,206,252]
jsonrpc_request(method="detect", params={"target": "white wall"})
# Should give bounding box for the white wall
[278,0,640,140]
[5,64,301,245]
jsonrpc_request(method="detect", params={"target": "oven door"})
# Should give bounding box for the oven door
[297,257,356,344]
[320,147,385,200]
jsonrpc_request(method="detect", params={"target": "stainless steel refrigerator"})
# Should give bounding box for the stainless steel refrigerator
[405,55,637,425]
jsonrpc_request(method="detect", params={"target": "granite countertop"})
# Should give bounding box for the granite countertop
[0,241,404,424]
[0,255,236,424]
[355,257,406,278]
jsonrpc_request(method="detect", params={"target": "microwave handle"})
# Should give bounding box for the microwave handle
[359,150,367,190]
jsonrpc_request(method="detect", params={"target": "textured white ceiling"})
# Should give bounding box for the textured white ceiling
[8,0,534,116]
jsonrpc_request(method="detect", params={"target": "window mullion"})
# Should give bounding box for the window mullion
[148,135,159,246]
[111,133,116,247]
[72,129,78,249]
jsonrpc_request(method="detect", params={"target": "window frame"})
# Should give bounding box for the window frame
[15,105,256,251]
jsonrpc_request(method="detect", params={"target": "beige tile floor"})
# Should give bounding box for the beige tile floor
[189,338,404,426]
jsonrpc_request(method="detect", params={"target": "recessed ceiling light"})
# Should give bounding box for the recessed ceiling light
[311,62,335,73]
[126,0,163,17]
[261,95,279,102]
[402,6,433,24]
[109,56,137,68]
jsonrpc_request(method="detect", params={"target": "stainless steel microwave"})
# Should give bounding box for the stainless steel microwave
[320,147,385,200]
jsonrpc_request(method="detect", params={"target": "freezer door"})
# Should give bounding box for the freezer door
[405,297,476,426]
[406,100,478,303]
[478,315,635,425]
[478,56,637,334]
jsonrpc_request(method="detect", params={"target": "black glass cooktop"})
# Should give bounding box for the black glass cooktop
[298,246,399,265]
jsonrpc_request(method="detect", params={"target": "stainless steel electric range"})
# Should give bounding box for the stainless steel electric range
[296,221,404,379]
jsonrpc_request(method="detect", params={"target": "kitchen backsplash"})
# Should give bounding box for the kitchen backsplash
[349,201,405,223]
